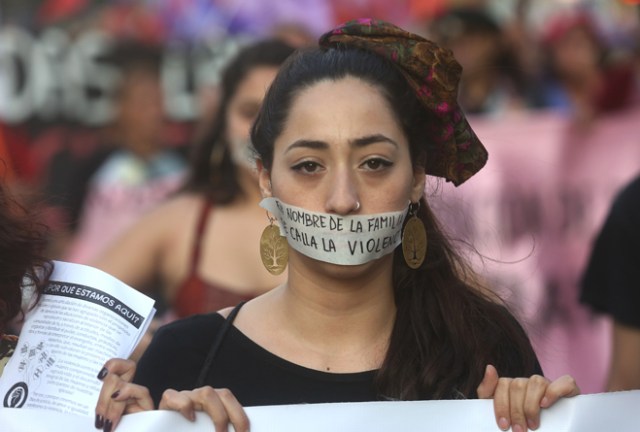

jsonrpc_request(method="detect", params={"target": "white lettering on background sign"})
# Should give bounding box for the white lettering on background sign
[0,27,245,124]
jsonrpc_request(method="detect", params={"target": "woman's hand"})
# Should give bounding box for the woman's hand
[159,386,249,432]
[477,364,580,432]
[95,358,154,432]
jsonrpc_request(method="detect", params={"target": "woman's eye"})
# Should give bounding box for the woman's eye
[239,107,259,121]
[236,102,260,121]
[362,158,392,171]
[292,161,321,174]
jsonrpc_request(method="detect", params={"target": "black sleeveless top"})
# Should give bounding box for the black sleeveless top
[134,302,542,407]
[134,302,378,407]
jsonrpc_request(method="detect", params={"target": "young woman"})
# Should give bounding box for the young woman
[95,19,579,432]
[92,39,294,320]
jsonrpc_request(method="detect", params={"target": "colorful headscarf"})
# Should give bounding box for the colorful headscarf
[319,18,487,186]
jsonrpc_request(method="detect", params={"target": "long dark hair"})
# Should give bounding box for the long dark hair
[251,47,538,400]
[0,184,53,333]
[182,39,295,204]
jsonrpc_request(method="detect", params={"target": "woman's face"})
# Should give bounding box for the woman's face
[118,69,164,146]
[551,27,600,77]
[225,66,280,171]
[260,76,425,217]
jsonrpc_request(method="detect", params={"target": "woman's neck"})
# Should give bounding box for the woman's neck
[272,254,397,371]
[119,130,161,160]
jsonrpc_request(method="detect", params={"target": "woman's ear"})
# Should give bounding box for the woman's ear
[256,159,272,198]
[410,167,426,203]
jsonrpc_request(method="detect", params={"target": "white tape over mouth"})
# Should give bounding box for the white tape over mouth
[260,197,408,266]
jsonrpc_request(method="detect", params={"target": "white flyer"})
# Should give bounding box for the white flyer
[0,261,156,418]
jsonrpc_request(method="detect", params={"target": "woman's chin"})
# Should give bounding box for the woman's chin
[295,252,393,281]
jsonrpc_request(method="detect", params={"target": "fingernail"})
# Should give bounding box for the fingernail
[111,390,120,399]
[498,417,509,430]
[104,419,112,432]
[95,414,104,428]
[540,396,549,408]
[97,367,108,380]
[528,419,538,430]
[513,424,524,432]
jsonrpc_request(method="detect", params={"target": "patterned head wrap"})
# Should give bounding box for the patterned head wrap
[319,18,487,186]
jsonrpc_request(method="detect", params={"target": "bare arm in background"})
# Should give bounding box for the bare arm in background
[608,321,640,391]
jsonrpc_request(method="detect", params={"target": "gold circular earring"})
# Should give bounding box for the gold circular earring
[259,212,288,275]
[402,201,427,269]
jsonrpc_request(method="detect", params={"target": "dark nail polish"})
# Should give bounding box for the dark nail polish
[111,390,120,399]
[104,419,113,432]
[95,414,104,428]
[97,367,108,380]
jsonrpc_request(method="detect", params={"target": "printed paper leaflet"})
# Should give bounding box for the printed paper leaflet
[0,261,156,418]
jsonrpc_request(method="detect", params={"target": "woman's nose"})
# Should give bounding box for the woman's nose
[325,168,360,215]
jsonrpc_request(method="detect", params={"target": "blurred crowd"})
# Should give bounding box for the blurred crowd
[1,0,640,394]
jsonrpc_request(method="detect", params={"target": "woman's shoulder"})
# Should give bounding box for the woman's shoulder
[217,307,234,319]
[140,313,227,363]
[130,193,206,234]
[156,312,226,338]
[150,304,246,355]
[149,192,206,216]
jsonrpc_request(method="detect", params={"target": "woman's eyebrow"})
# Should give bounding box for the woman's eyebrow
[351,134,398,148]
[284,134,398,154]
[284,139,328,154]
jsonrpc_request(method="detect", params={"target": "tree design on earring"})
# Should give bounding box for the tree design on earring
[260,213,288,275]
[402,203,427,269]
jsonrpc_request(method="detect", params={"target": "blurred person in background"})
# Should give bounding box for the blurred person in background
[423,3,640,394]
[580,173,640,391]
[92,39,295,358]
[0,123,42,199]
[65,41,187,265]
[426,7,533,115]
[538,9,637,126]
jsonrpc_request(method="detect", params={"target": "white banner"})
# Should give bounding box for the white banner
[1,391,639,431]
